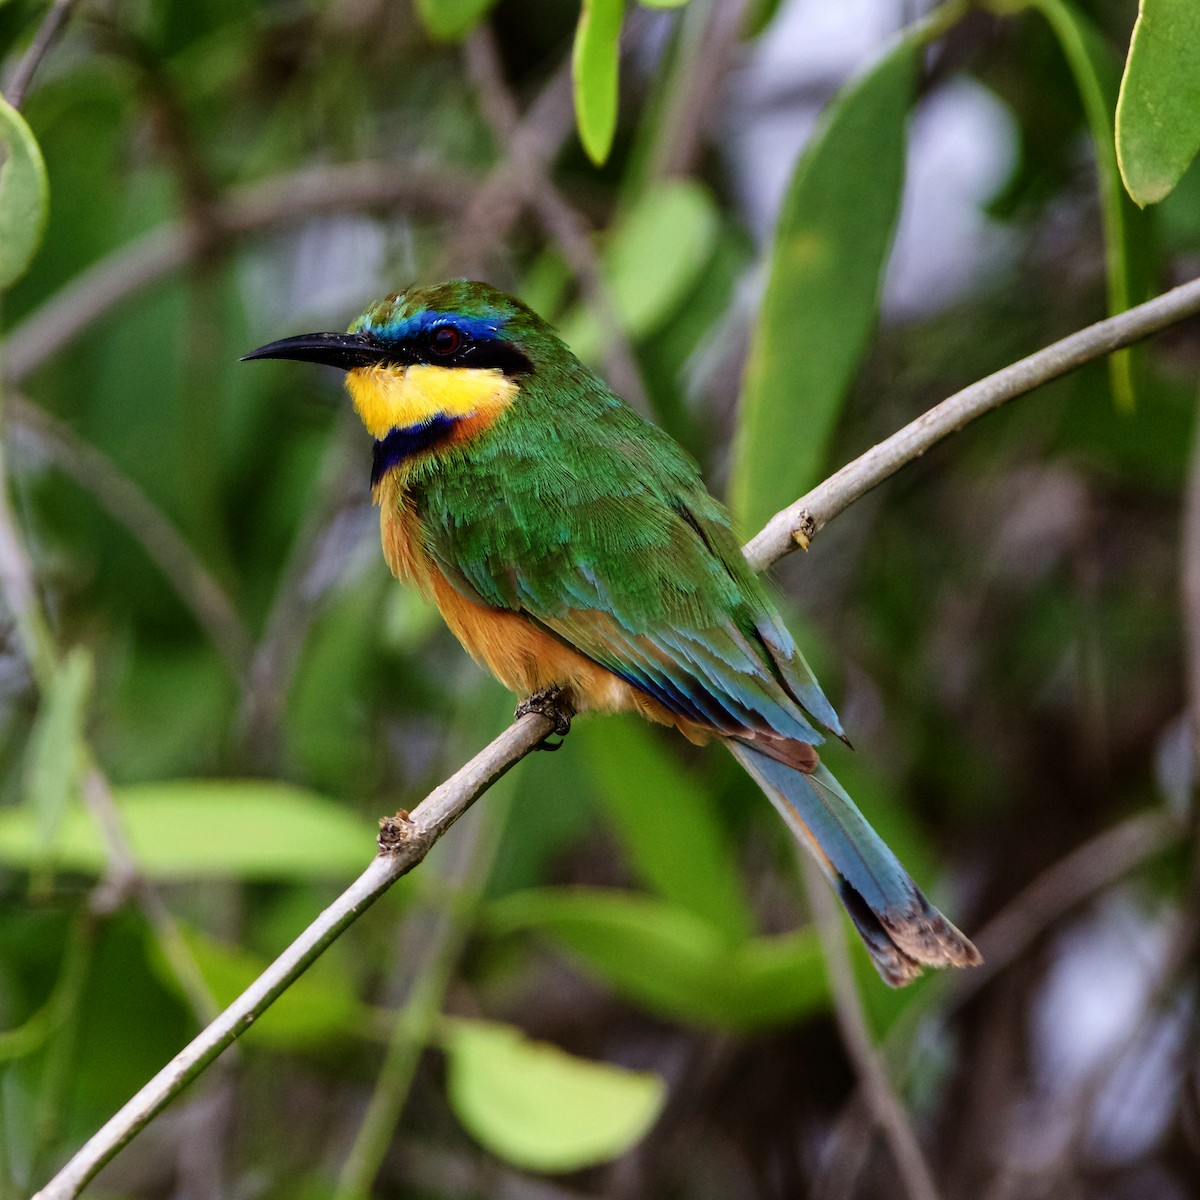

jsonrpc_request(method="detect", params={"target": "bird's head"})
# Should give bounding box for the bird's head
[242,281,540,440]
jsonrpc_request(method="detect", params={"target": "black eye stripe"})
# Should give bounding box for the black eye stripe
[364,330,534,377]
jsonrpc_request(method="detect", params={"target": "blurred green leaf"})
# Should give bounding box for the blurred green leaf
[573,0,623,165]
[0,93,49,287]
[490,888,828,1029]
[578,717,753,941]
[149,925,369,1050]
[559,180,720,360]
[415,0,498,40]
[287,577,386,792]
[730,38,914,531]
[443,1017,665,1171]
[0,780,375,879]
[742,0,786,38]
[24,647,90,857]
[1116,0,1200,206]
[1033,0,1144,408]
[638,0,689,7]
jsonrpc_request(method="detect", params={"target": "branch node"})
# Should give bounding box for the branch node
[378,811,417,854]
[792,510,817,551]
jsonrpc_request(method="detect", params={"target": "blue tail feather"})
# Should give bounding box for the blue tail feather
[729,742,980,986]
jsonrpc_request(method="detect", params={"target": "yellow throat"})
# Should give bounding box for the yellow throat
[344,363,518,439]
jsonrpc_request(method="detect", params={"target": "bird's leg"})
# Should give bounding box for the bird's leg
[515,686,574,751]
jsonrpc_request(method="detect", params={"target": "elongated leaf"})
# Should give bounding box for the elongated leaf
[0,780,375,879]
[573,0,624,165]
[559,180,720,360]
[730,39,915,531]
[444,1018,665,1172]
[415,0,498,40]
[595,179,719,330]
[1116,0,1200,206]
[24,648,91,855]
[490,888,828,1029]
[0,94,49,287]
[1034,0,1147,409]
[578,717,753,941]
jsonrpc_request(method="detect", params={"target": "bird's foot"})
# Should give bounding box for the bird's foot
[516,686,574,751]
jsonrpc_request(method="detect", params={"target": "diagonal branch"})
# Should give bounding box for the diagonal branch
[4,0,79,109]
[2,161,475,384]
[31,272,1200,1200]
[799,855,941,1200]
[7,395,253,681]
[743,272,1200,570]
[32,714,551,1200]
[464,26,653,414]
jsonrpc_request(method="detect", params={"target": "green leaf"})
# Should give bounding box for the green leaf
[730,38,915,531]
[0,94,49,288]
[573,0,624,165]
[1033,0,1146,409]
[443,1017,665,1172]
[0,780,376,879]
[742,0,786,39]
[638,0,690,7]
[149,925,370,1051]
[1116,0,1200,206]
[578,717,753,941]
[414,0,498,40]
[23,648,91,856]
[558,180,720,360]
[490,888,828,1029]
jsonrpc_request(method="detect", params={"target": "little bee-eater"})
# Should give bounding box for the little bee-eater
[245,280,980,986]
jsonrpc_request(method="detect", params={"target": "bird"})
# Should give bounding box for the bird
[244,280,981,986]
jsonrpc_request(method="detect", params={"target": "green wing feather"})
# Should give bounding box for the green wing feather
[404,362,842,744]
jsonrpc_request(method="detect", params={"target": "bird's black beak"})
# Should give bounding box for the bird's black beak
[240,331,393,371]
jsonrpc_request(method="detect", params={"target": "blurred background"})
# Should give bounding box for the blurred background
[0,0,1197,1197]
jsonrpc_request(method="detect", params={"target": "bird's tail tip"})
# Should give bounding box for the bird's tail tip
[837,878,982,988]
[729,740,981,988]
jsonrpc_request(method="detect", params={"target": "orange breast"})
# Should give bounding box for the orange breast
[373,472,708,741]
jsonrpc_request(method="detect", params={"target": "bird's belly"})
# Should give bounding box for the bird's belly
[375,479,704,737]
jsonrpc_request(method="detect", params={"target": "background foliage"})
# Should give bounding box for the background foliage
[1,0,1198,1197]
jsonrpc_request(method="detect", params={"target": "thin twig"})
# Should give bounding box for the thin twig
[4,0,79,109]
[0,449,56,686]
[1054,911,1199,1180]
[966,810,1180,998]
[525,185,653,414]
[8,395,253,681]
[743,273,1200,571]
[3,161,475,384]
[31,712,553,1200]
[32,276,1200,1199]
[438,61,576,278]
[644,0,750,183]
[464,27,653,413]
[819,808,1183,1198]
[798,855,941,1200]
[1182,388,1200,769]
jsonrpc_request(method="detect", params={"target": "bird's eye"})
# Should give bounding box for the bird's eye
[430,325,462,356]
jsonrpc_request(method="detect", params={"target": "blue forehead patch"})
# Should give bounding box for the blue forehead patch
[354,309,510,343]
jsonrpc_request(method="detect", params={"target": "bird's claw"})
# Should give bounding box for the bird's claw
[516,687,573,750]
